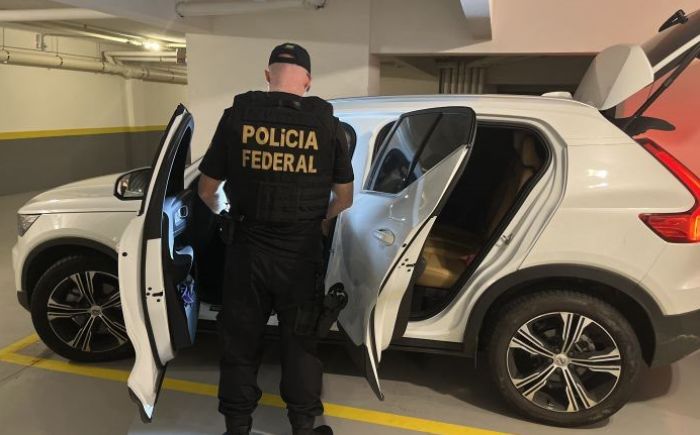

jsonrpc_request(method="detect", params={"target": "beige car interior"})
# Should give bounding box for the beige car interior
[416,132,544,290]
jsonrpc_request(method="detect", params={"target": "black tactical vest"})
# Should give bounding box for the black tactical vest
[225,91,338,223]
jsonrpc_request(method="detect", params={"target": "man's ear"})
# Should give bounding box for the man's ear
[306,74,312,92]
[264,68,271,84]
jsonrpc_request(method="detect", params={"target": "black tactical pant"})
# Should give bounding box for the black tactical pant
[218,222,324,432]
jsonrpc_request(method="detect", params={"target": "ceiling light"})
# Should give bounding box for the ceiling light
[143,40,162,51]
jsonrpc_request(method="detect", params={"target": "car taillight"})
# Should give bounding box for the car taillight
[638,138,700,243]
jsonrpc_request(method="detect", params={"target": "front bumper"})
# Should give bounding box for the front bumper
[651,308,700,366]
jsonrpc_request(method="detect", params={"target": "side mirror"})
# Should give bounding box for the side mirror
[114,168,152,200]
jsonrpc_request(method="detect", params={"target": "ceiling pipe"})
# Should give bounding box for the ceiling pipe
[35,22,186,49]
[117,57,179,63]
[38,30,139,48]
[52,23,186,48]
[175,0,327,17]
[0,48,186,84]
[103,51,177,58]
[104,51,182,64]
[103,50,185,65]
[0,8,113,22]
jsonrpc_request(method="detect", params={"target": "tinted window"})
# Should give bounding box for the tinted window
[340,122,357,157]
[372,121,395,162]
[368,109,474,194]
[415,113,471,174]
[643,11,700,77]
[368,113,438,194]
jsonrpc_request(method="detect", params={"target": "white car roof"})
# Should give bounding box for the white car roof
[331,93,593,115]
[330,94,626,146]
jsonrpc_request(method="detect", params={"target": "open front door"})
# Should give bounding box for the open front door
[326,106,477,399]
[118,104,197,421]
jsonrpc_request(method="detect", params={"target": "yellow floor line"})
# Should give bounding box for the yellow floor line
[0,333,40,356]
[0,335,507,435]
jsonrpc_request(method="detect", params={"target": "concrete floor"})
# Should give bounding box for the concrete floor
[2,191,700,435]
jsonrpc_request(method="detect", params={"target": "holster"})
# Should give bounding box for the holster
[294,302,322,336]
[217,211,237,245]
[294,267,326,336]
[293,283,348,338]
[316,283,348,339]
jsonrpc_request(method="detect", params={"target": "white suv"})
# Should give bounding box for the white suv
[12,11,700,427]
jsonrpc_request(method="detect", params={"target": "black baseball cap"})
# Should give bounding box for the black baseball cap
[268,42,311,73]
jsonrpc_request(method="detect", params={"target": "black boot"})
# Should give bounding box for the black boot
[292,425,333,435]
[223,425,251,435]
[225,416,252,435]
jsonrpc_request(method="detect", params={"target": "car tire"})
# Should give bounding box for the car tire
[487,290,642,427]
[30,255,133,362]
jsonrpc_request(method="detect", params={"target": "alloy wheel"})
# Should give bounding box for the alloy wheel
[506,312,622,413]
[46,271,128,353]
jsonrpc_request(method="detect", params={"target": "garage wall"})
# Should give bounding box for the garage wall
[371,0,700,54]
[378,55,594,96]
[186,0,376,158]
[0,26,188,195]
[379,60,439,95]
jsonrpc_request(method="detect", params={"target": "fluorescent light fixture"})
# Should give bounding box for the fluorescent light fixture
[143,40,163,51]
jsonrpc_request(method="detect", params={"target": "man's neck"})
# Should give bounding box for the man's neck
[268,85,304,97]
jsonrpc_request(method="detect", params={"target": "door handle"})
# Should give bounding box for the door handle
[373,228,396,245]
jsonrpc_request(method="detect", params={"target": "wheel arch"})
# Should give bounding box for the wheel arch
[22,238,117,308]
[465,264,662,365]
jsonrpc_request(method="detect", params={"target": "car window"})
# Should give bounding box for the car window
[413,113,471,176]
[367,111,473,194]
[367,113,438,194]
[372,121,395,163]
[643,11,700,76]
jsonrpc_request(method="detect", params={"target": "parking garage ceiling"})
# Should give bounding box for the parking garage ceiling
[0,0,186,42]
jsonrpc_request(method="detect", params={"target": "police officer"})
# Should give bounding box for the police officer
[197,43,354,435]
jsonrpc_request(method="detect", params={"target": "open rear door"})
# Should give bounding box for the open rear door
[118,104,198,421]
[326,106,477,399]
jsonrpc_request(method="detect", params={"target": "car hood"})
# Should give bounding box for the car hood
[19,173,141,214]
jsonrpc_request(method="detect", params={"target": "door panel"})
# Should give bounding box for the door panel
[118,104,195,421]
[327,106,476,398]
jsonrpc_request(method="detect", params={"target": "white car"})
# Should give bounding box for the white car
[12,11,700,427]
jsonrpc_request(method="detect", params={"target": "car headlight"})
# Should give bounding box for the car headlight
[17,214,40,237]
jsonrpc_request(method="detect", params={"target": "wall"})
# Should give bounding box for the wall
[371,0,700,55]
[0,26,187,195]
[186,0,376,157]
[379,60,439,95]
[378,55,594,96]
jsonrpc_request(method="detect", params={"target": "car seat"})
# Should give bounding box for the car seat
[415,133,542,289]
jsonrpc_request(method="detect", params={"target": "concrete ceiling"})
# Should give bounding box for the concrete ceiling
[0,0,67,10]
[0,0,186,40]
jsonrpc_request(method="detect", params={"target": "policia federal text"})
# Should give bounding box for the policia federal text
[241,124,319,174]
